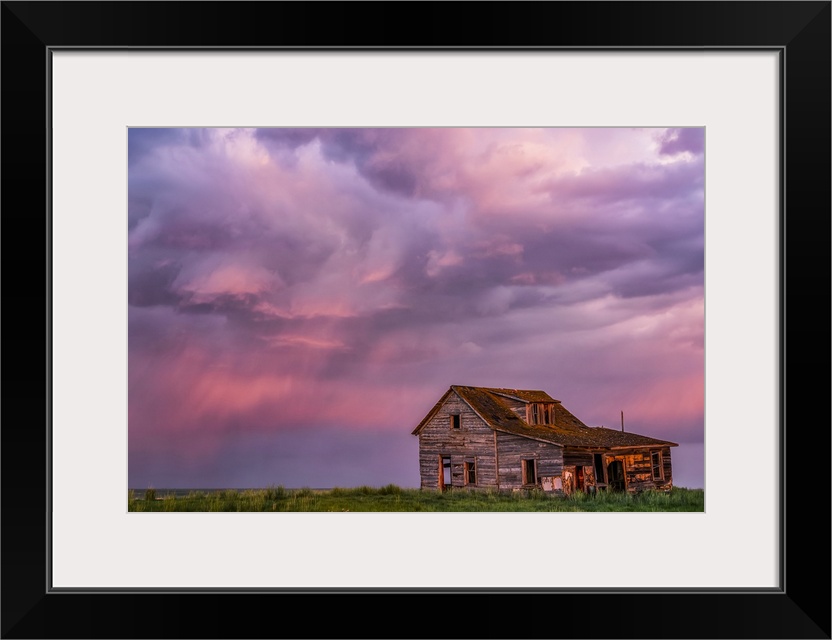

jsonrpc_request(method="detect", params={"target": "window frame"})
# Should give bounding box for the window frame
[450,413,461,429]
[464,459,477,486]
[528,403,552,425]
[651,450,663,481]
[522,458,537,486]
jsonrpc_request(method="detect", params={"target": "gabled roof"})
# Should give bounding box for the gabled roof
[412,385,678,448]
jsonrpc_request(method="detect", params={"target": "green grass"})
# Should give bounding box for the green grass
[128,485,704,512]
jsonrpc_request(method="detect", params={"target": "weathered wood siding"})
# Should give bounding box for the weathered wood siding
[604,447,674,492]
[564,450,593,467]
[561,465,597,494]
[416,390,674,493]
[495,431,563,489]
[416,390,498,489]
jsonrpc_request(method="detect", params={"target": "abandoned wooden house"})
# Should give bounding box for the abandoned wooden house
[412,385,678,494]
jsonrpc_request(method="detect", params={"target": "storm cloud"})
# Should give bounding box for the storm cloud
[128,127,705,490]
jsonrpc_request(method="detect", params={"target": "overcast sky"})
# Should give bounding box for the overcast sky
[128,127,704,490]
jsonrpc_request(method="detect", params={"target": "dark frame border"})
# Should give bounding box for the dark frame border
[2,2,829,638]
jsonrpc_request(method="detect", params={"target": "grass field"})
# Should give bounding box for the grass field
[128,485,704,512]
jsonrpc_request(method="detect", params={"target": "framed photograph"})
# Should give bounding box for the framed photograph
[2,2,829,638]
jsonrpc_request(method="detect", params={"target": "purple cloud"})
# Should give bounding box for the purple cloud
[128,127,705,490]
[657,127,705,156]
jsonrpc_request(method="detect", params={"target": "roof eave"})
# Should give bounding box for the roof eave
[487,391,529,404]
[411,388,454,435]
[486,389,559,404]
[603,442,680,450]
[492,426,565,448]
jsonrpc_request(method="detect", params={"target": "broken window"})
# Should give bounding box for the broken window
[522,458,537,485]
[450,414,461,429]
[529,404,552,425]
[464,460,477,486]
[651,451,663,481]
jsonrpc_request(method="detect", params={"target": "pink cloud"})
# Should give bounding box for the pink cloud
[128,127,705,489]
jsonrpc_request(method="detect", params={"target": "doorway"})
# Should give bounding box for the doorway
[439,456,451,490]
[607,460,625,492]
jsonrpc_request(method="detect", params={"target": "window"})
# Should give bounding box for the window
[529,404,552,425]
[464,460,477,486]
[651,451,663,481]
[450,414,461,429]
[522,459,537,485]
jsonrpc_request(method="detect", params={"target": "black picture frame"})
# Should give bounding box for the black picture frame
[2,2,829,638]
